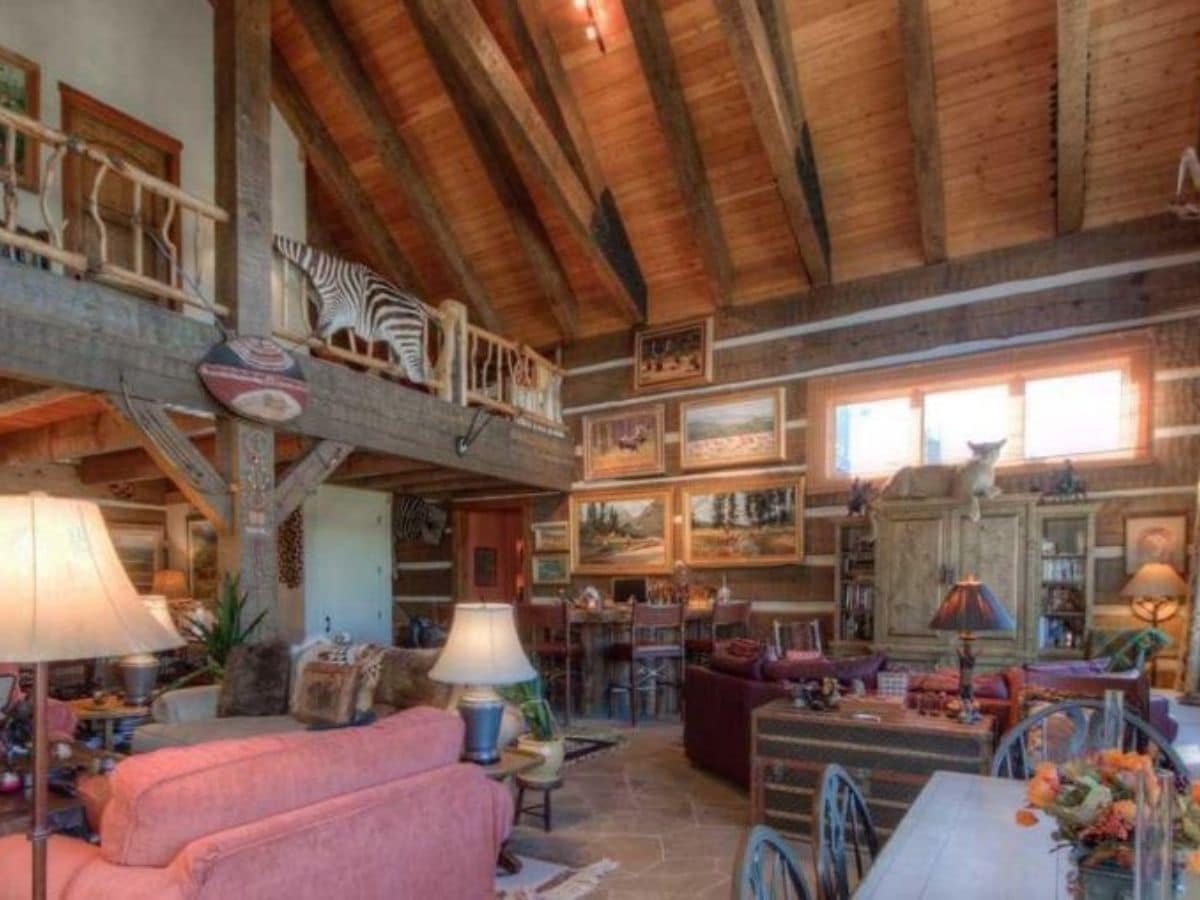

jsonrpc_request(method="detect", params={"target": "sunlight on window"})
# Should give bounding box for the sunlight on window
[834,397,913,476]
[923,385,1009,464]
[1025,370,1125,459]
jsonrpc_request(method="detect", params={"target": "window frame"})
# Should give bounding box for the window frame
[806,332,1154,492]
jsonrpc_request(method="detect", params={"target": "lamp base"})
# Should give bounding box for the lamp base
[457,686,504,765]
[119,654,160,705]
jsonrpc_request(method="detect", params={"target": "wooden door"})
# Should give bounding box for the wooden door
[957,506,1026,651]
[878,510,952,639]
[455,506,527,603]
[60,84,181,288]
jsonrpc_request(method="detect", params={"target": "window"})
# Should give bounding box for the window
[807,334,1152,489]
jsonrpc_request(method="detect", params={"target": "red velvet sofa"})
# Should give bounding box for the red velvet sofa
[682,652,1177,788]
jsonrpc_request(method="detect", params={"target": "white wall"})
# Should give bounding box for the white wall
[2,0,306,302]
[303,486,393,644]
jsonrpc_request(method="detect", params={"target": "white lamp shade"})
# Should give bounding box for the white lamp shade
[141,594,185,644]
[0,493,185,662]
[429,603,535,686]
[1120,562,1191,599]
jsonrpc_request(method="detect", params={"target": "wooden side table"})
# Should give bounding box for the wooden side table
[480,749,542,875]
[68,699,150,751]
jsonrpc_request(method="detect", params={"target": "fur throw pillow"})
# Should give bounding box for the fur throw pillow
[218,641,291,717]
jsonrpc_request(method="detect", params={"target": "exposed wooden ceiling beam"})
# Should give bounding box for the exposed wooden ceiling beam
[714,0,830,286]
[1055,0,1090,234]
[0,409,213,465]
[0,384,87,420]
[271,48,425,293]
[79,433,306,486]
[898,0,948,263]
[332,452,439,482]
[623,0,736,308]
[407,0,579,341]
[409,0,646,323]
[354,468,507,493]
[287,0,503,332]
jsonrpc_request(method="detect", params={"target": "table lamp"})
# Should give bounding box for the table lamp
[929,575,1015,723]
[1121,562,1190,683]
[119,595,186,704]
[429,603,535,764]
[0,493,184,900]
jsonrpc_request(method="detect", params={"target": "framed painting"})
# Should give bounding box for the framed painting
[532,521,569,552]
[570,489,673,575]
[583,404,666,480]
[682,477,804,567]
[680,387,786,471]
[187,518,219,601]
[0,45,39,190]
[1125,515,1188,574]
[634,316,713,393]
[532,553,571,585]
[109,523,164,593]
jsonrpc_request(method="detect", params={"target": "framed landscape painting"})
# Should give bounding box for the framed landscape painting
[570,489,673,574]
[682,477,804,567]
[0,45,39,190]
[532,553,571,585]
[680,387,786,470]
[532,521,569,552]
[583,405,666,480]
[634,317,713,392]
[187,518,219,601]
[110,524,164,593]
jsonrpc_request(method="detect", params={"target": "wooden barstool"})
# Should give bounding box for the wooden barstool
[605,602,685,726]
[685,600,752,665]
[514,774,563,832]
[515,600,580,725]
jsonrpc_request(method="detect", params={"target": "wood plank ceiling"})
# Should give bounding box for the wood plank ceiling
[273,0,1198,351]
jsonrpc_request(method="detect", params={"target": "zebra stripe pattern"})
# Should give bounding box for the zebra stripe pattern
[393,494,447,546]
[273,235,431,385]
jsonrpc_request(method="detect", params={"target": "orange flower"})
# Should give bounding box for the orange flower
[1190,782,1200,805]
[1187,850,1200,875]
[1028,765,1061,809]
[1111,800,1137,824]
[1015,809,1039,827]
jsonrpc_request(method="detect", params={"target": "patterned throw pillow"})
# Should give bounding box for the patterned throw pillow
[218,642,291,717]
[289,641,385,717]
[293,662,359,726]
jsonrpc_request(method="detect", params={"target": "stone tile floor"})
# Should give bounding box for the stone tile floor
[505,719,814,899]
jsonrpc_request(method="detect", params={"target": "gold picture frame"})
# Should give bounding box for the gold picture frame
[679,387,786,471]
[532,521,569,552]
[0,44,39,191]
[532,553,571,585]
[570,488,674,575]
[583,404,666,480]
[681,476,804,567]
[633,316,713,393]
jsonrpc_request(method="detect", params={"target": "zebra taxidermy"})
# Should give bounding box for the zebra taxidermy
[393,494,448,547]
[273,235,432,385]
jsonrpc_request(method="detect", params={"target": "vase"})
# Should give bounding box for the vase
[516,735,565,784]
[1072,853,1182,900]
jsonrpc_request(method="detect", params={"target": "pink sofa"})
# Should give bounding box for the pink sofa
[0,707,512,899]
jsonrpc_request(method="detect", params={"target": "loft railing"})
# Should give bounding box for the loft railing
[273,255,564,431]
[0,106,229,315]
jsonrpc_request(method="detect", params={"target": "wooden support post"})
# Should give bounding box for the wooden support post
[274,439,353,521]
[215,0,279,637]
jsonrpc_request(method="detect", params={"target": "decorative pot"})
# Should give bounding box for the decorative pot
[516,735,565,784]
[1071,851,1182,900]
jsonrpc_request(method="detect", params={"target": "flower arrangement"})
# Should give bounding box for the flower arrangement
[1016,749,1200,872]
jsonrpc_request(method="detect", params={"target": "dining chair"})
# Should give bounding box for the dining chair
[605,602,685,726]
[812,764,879,900]
[515,601,580,726]
[773,619,822,656]
[686,600,752,665]
[731,824,814,900]
[990,698,1188,783]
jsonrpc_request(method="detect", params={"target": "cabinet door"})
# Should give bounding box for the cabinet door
[957,509,1024,643]
[880,513,951,638]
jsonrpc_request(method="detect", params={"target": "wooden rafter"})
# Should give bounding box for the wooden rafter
[274,439,354,521]
[714,0,830,286]
[1055,0,1090,234]
[406,0,579,340]
[0,409,212,465]
[898,0,948,262]
[409,0,646,323]
[79,433,306,486]
[0,384,86,420]
[271,48,426,293]
[287,0,503,332]
[332,453,436,482]
[622,0,735,308]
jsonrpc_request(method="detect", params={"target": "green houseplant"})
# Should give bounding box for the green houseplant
[501,676,564,784]
[168,573,266,690]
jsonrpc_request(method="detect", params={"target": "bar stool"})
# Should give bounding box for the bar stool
[514,774,563,832]
[515,600,580,725]
[685,600,752,665]
[605,602,685,726]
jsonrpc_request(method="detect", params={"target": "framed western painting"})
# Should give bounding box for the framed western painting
[634,316,713,393]
[680,387,786,470]
[0,45,39,190]
[187,518,219,601]
[583,404,666,480]
[532,553,570,585]
[109,524,165,593]
[1125,515,1188,574]
[682,477,804,567]
[570,489,673,574]
[532,521,569,552]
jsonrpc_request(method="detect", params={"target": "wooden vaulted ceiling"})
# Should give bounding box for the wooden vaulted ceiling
[273,0,1200,350]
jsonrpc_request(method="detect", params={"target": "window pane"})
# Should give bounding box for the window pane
[1025,369,1124,459]
[923,385,1009,464]
[834,398,913,476]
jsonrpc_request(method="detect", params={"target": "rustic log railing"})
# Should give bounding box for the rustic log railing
[0,106,230,316]
[462,320,564,431]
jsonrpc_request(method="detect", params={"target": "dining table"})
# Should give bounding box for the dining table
[854,771,1069,899]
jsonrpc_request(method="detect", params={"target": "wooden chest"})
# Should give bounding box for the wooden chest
[750,699,994,840]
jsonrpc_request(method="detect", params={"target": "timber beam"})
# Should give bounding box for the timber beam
[287,0,503,332]
[0,383,88,420]
[0,258,574,491]
[898,0,947,262]
[1055,0,1090,234]
[0,409,213,465]
[274,439,354,521]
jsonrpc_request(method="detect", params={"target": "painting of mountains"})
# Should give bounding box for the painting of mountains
[571,489,673,574]
[680,388,786,470]
[682,478,804,566]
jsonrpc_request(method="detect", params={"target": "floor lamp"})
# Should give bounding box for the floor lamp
[1122,561,1190,685]
[0,493,183,900]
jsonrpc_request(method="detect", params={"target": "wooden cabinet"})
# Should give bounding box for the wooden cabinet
[873,495,1098,666]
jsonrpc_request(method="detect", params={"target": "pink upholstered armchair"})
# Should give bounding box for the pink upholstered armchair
[0,663,78,744]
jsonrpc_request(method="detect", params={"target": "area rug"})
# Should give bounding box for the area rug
[561,725,624,767]
[496,857,619,899]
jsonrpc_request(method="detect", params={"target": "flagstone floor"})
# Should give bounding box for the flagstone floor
[504,720,815,899]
